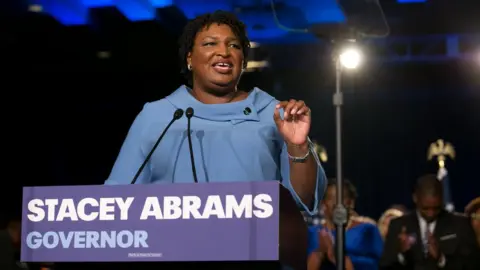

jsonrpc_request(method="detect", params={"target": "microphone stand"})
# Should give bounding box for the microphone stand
[185,107,198,183]
[131,109,184,184]
[332,48,348,270]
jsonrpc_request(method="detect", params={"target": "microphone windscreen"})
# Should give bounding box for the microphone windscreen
[174,108,184,119]
[186,107,194,118]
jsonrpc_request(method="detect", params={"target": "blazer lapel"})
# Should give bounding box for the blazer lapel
[434,212,458,254]
[433,211,451,238]
[433,212,445,238]
[409,214,425,261]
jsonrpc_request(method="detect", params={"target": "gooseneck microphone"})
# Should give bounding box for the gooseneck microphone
[130,108,184,184]
[185,107,198,183]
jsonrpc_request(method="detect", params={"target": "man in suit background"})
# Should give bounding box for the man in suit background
[379,174,480,270]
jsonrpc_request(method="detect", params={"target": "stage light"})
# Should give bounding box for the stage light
[339,48,361,69]
[28,4,42,12]
[97,51,111,59]
[250,42,260,48]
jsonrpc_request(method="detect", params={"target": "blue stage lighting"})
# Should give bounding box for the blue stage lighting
[397,0,427,3]
[82,0,113,7]
[287,0,345,24]
[175,0,232,19]
[150,0,173,7]
[34,0,89,25]
[30,0,348,43]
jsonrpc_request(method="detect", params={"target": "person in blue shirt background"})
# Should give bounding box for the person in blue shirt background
[104,10,327,214]
[307,179,383,270]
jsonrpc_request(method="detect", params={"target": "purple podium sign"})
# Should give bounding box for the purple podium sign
[21,182,281,262]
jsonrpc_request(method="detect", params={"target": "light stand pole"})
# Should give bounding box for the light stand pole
[332,52,348,270]
[309,2,386,268]
[310,22,364,269]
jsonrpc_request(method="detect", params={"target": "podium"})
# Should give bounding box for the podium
[21,181,308,270]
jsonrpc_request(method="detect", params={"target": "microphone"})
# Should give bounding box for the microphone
[185,107,198,183]
[130,108,184,184]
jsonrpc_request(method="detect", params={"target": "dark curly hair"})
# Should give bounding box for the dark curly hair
[178,10,250,85]
[414,174,443,197]
[326,178,358,201]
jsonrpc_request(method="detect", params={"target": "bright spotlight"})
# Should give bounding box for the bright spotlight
[339,48,361,69]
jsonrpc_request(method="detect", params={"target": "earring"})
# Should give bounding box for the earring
[187,64,192,71]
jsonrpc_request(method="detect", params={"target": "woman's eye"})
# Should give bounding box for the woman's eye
[230,44,241,49]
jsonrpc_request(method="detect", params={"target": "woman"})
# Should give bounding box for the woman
[377,205,407,240]
[104,11,326,214]
[307,180,383,270]
[465,197,480,246]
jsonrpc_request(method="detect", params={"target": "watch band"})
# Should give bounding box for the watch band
[287,143,312,163]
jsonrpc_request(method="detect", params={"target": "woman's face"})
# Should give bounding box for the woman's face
[187,23,244,94]
[322,186,353,219]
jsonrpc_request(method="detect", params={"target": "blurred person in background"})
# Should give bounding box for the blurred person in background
[307,179,383,270]
[378,205,408,240]
[380,174,480,270]
[465,197,480,246]
[0,217,53,270]
[0,217,24,270]
[104,10,326,217]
